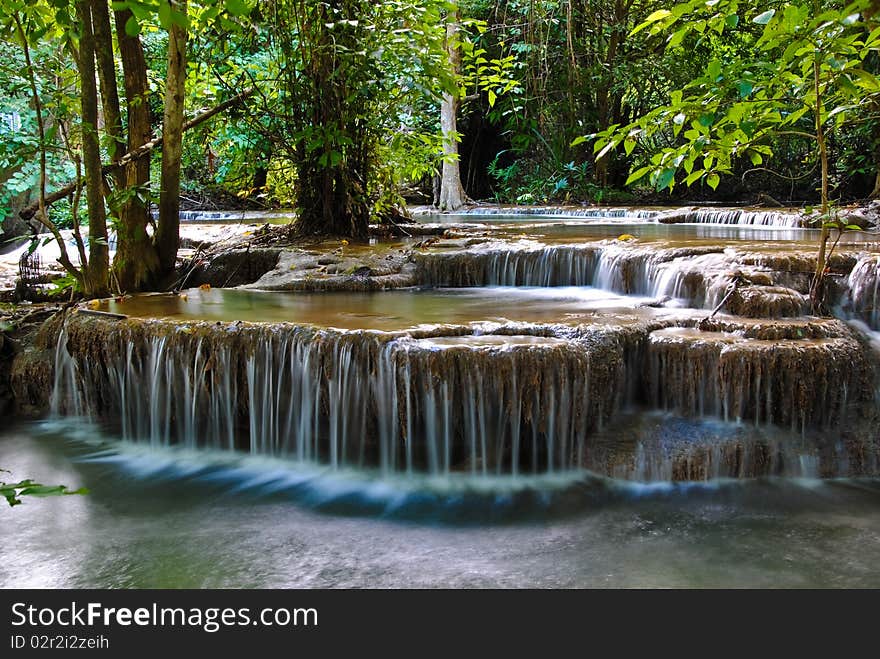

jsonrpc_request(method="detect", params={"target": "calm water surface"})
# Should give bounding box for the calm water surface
[2,424,879,588]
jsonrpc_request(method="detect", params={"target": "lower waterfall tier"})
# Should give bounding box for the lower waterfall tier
[46,311,880,479]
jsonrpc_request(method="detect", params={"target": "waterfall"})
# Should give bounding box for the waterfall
[52,315,625,476]
[645,328,869,431]
[417,243,736,308]
[420,205,804,227]
[48,309,880,480]
[449,206,661,220]
[673,208,803,227]
[847,255,880,330]
[415,245,601,287]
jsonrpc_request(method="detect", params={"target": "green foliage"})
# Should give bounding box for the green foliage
[0,469,87,507]
[586,0,880,197]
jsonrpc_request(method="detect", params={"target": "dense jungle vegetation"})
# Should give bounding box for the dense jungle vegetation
[1,0,878,296]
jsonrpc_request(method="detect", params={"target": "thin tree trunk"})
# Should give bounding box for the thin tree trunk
[112,6,160,292]
[76,0,110,297]
[810,57,830,310]
[437,6,466,211]
[12,12,80,281]
[155,0,188,276]
[871,101,880,199]
[595,1,624,187]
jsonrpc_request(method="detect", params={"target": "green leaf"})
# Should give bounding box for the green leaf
[646,9,672,22]
[753,9,775,25]
[725,14,739,28]
[124,14,140,36]
[158,1,171,28]
[706,172,720,190]
[225,0,251,17]
[737,80,753,98]
[625,166,653,186]
[707,59,722,80]
[685,170,704,186]
[656,168,675,191]
[669,28,687,48]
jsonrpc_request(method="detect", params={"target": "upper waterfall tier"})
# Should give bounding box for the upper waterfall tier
[411,205,805,227]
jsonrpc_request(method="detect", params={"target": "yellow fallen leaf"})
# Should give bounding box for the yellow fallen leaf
[199,283,211,291]
[87,300,100,309]
[341,239,349,246]
[617,234,636,241]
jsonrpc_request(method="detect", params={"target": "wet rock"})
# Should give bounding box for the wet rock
[246,246,416,291]
[10,347,54,418]
[186,248,281,287]
[587,413,879,481]
[724,285,807,318]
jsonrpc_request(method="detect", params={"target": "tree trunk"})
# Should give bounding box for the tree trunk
[871,102,880,199]
[437,6,466,211]
[594,1,624,188]
[155,0,188,276]
[91,0,123,168]
[291,0,370,240]
[810,57,830,311]
[76,0,110,298]
[112,7,160,292]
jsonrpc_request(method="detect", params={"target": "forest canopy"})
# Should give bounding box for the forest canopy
[0,0,878,296]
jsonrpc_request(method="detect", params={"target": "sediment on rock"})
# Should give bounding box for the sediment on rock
[723,286,807,318]
[243,248,417,291]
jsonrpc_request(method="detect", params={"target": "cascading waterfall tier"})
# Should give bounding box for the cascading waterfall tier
[661,208,804,227]
[47,309,880,480]
[645,327,874,431]
[847,255,880,330]
[586,413,879,481]
[52,314,627,476]
[429,206,803,227]
[416,242,783,311]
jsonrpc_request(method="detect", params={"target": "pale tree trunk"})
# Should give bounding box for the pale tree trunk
[437,6,466,211]
[155,0,187,276]
[76,0,110,298]
[871,103,880,199]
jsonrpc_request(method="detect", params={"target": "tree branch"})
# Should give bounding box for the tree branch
[19,87,255,223]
